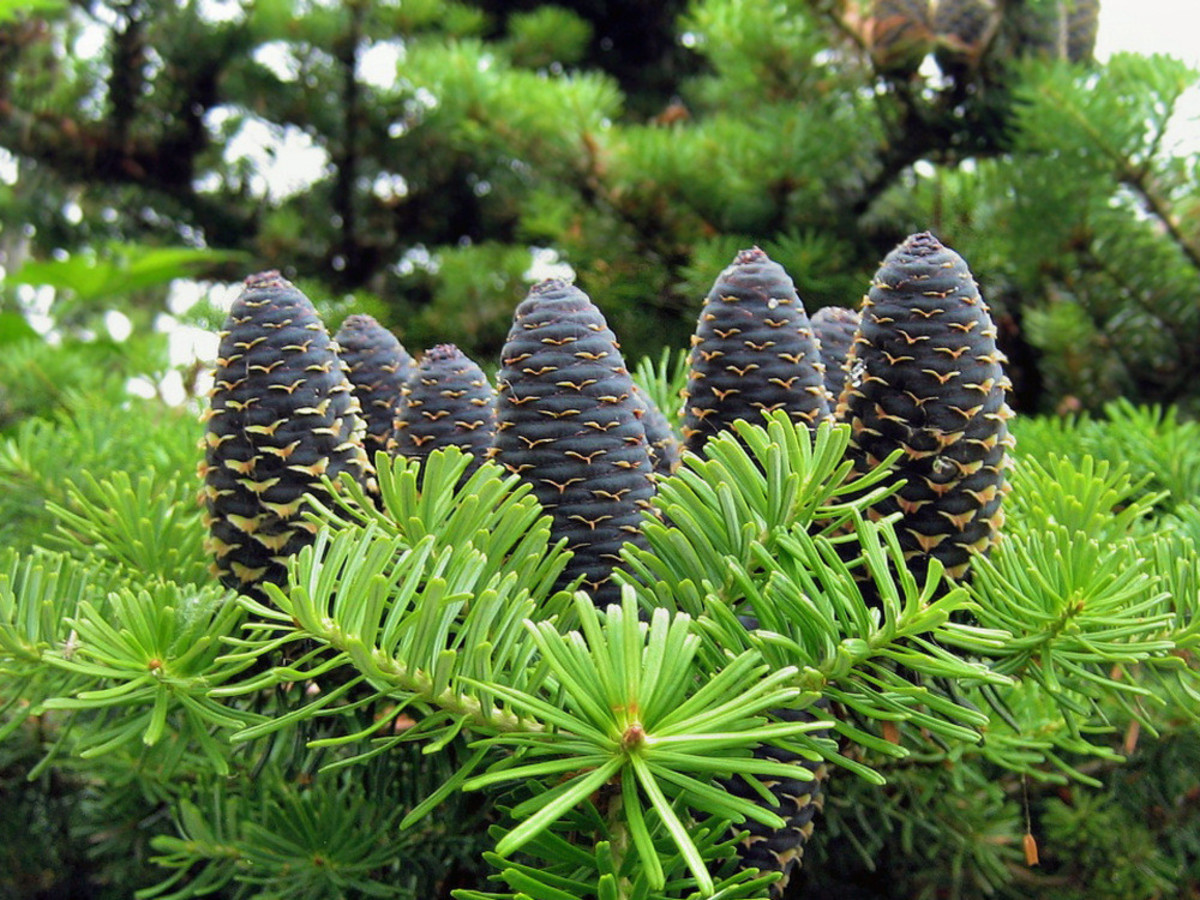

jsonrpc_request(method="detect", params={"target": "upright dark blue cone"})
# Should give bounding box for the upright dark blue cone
[334,314,414,460]
[837,232,1015,581]
[490,279,656,606]
[631,383,681,479]
[199,271,372,599]
[811,305,862,413]
[391,343,495,480]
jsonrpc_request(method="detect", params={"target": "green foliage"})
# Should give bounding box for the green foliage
[2,361,1200,897]
[4,4,1200,891]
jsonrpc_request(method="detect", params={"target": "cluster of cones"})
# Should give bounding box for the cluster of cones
[198,231,1014,895]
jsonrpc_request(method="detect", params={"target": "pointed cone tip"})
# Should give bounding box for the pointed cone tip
[734,246,769,266]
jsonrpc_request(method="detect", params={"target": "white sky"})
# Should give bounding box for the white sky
[1095,0,1200,64]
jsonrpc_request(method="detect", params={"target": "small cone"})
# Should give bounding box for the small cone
[811,305,862,414]
[334,314,414,460]
[391,343,496,480]
[631,383,681,479]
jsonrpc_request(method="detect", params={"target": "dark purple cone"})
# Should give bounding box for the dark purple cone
[391,344,496,480]
[199,271,372,599]
[811,305,862,415]
[334,314,414,460]
[681,247,830,456]
[490,280,656,606]
[838,232,1015,581]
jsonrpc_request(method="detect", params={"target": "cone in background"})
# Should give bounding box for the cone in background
[490,279,656,606]
[391,343,496,481]
[811,305,862,414]
[860,0,935,75]
[681,247,831,456]
[837,232,1014,581]
[199,271,372,599]
[1065,0,1100,63]
[931,0,999,63]
[631,382,681,479]
[333,314,414,461]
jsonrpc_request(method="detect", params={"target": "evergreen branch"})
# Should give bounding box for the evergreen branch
[463,591,830,897]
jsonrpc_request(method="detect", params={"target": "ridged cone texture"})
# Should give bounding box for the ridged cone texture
[720,703,830,897]
[391,343,496,479]
[631,383,681,479]
[1066,0,1100,62]
[811,305,862,409]
[865,0,934,71]
[334,314,414,460]
[198,271,372,598]
[490,279,655,606]
[931,0,998,51]
[681,247,831,456]
[837,232,1015,580]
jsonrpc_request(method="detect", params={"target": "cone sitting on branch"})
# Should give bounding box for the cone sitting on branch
[836,232,1014,581]
[489,279,656,606]
[198,271,372,599]
[681,247,831,456]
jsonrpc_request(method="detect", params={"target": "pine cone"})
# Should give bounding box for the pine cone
[391,344,496,480]
[838,233,1014,581]
[333,314,414,461]
[811,305,862,413]
[1011,0,1068,59]
[681,247,830,456]
[199,271,372,599]
[1065,0,1099,63]
[631,383,681,479]
[931,0,998,57]
[490,279,656,606]
[865,0,935,74]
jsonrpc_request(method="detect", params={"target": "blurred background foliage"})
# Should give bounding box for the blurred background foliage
[1,0,1197,413]
[3,0,1200,898]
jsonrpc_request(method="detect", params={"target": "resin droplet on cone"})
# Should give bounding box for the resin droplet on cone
[199,271,372,599]
[838,232,1014,580]
[490,279,655,606]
